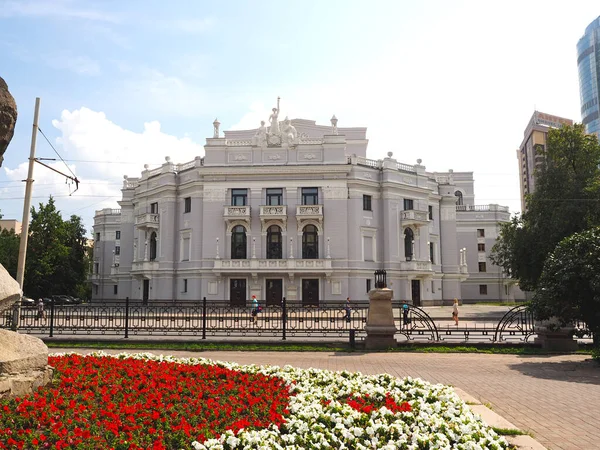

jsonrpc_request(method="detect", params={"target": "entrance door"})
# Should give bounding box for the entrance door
[230,279,246,306]
[266,279,283,306]
[302,279,319,306]
[411,279,421,306]
[142,279,149,305]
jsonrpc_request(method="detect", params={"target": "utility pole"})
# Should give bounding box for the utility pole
[12,97,40,330]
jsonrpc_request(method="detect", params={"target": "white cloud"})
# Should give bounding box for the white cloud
[168,17,215,34]
[3,108,203,232]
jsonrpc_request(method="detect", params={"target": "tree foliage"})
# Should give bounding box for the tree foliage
[23,197,90,299]
[491,124,600,291]
[0,227,20,278]
[531,227,600,338]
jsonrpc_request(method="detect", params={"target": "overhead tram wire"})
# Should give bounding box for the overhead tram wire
[35,126,80,194]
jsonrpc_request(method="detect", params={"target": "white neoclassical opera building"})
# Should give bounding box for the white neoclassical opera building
[90,100,523,306]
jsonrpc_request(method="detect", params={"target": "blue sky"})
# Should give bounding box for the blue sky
[1,0,599,235]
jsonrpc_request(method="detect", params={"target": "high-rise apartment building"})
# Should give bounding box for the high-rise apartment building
[577,16,600,138]
[517,111,573,212]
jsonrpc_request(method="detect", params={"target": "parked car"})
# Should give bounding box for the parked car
[50,295,72,305]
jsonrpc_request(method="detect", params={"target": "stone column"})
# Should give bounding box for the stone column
[365,288,397,349]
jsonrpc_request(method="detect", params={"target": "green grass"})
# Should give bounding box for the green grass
[45,340,348,353]
[491,427,529,436]
[45,340,595,356]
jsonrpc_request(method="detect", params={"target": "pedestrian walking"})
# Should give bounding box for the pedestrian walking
[402,303,410,327]
[345,297,351,322]
[452,298,459,326]
[37,298,45,320]
[251,295,260,324]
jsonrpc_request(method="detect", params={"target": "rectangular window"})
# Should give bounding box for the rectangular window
[428,205,433,220]
[301,187,319,205]
[96,232,100,241]
[115,246,120,255]
[403,198,414,210]
[94,285,98,295]
[479,285,488,295]
[504,285,509,295]
[113,285,118,295]
[478,243,485,252]
[266,188,283,205]
[363,195,372,211]
[182,237,190,261]
[183,279,188,293]
[94,262,99,274]
[429,242,435,264]
[231,188,248,206]
[115,231,120,240]
[478,262,487,272]
[150,202,158,214]
[184,197,191,213]
[366,279,372,293]
[477,228,485,238]
[363,236,374,261]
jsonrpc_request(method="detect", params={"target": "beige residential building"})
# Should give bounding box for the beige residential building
[517,111,572,212]
[0,219,21,235]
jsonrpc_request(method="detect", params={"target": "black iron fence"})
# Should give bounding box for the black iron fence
[2,300,590,344]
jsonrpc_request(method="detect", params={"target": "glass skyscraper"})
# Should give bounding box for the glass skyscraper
[577,16,600,138]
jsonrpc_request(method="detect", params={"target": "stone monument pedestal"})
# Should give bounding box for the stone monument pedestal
[534,319,578,352]
[0,264,53,398]
[365,288,397,350]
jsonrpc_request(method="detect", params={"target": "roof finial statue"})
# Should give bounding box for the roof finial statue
[0,76,18,168]
[331,115,338,135]
[269,97,280,135]
[213,118,220,138]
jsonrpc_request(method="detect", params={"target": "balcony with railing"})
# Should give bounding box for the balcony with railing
[456,205,509,213]
[223,206,251,220]
[214,258,332,275]
[135,213,159,229]
[296,204,323,219]
[259,205,287,221]
[131,260,159,274]
[400,260,432,272]
[401,210,429,227]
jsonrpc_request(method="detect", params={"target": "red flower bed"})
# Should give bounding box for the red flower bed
[323,393,412,415]
[0,355,292,449]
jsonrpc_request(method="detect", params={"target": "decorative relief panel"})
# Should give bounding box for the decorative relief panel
[297,150,323,162]
[203,188,227,203]
[228,152,251,163]
[322,187,347,199]
[208,281,218,295]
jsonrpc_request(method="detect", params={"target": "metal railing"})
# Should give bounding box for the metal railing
[4,301,591,345]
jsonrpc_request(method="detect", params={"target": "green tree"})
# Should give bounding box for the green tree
[531,228,600,347]
[24,197,89,299]
[0,227,20,278]
[491,124,600,291]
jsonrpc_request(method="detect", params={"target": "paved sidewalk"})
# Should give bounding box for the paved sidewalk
[53,348,600,449]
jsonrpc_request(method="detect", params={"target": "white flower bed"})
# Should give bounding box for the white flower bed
[74,352,509,449]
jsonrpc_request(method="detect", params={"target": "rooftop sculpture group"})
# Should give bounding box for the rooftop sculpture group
[252,97,298,148]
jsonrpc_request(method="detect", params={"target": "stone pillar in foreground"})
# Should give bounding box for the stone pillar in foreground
[0,264,53,398]
[365,288,397,349]
[534,319,578,352]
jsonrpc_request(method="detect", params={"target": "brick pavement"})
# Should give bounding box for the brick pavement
[53,349,600,450]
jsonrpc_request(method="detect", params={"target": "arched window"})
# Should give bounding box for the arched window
[149,232,157,261]
[302,225,319,259]
[231,225,247,259]
[404,228,414,261]
[267,225,282,259]
[455,190,463,206]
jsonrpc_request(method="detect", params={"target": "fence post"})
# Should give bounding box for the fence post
[124,296,129,339]
[202,297,207,340]
[49,297,55,338]
[282,296,287,341]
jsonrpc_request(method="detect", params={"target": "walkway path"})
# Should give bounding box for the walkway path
[54,349,600,450]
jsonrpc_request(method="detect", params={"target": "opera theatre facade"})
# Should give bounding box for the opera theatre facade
[90,105,521,306]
